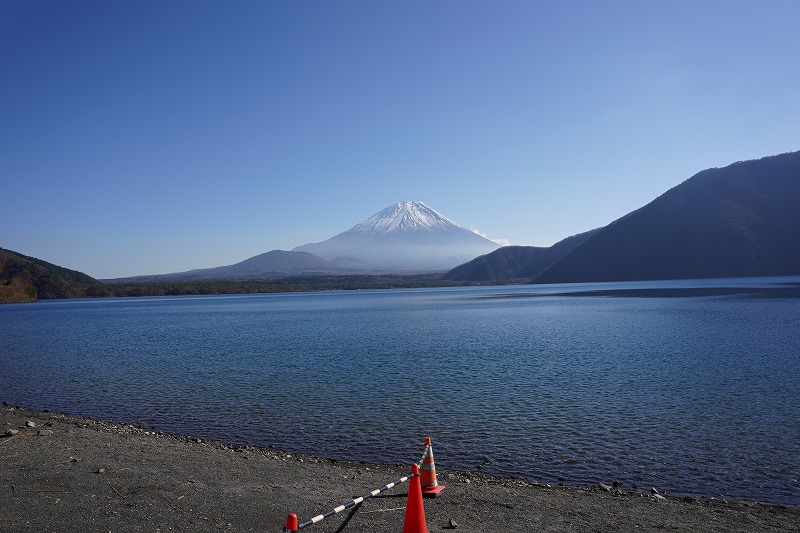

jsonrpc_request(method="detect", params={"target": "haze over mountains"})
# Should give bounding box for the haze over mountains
[5,150,799,294]
[107,202,500,282]
[111,250,339,283]
[447,150,800,283]
[292,201,501,271]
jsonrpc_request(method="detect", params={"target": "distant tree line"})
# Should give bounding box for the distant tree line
[91,281,309,298]
[99,274,468,298]
[2,246,478,303]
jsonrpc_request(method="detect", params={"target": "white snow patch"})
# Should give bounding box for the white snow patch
[350,201,464,233]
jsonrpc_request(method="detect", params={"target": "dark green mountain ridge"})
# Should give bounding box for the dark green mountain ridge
[0,248,103,302]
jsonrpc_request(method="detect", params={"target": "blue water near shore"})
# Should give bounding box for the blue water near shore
[1,277,799,505]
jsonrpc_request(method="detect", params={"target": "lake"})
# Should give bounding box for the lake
[1,277,798,505]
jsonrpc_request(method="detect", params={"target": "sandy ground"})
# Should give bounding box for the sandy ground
[1,406,797,532]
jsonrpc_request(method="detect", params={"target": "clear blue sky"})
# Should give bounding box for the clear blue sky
[2,1,798,279]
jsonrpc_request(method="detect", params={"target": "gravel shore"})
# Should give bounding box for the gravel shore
[2,406,797,532]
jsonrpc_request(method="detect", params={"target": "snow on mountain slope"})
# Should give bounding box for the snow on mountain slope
[292,201,500,272]
[349,201,463,233]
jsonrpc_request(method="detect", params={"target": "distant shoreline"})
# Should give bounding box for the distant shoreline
[468,281,800,301]
[3,273,486,303]
[11,275,800,304]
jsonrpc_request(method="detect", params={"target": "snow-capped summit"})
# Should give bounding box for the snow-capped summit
[349,201,462,234]
[292,201,500,272]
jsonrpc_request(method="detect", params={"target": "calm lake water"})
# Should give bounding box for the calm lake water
[1,277,799,505]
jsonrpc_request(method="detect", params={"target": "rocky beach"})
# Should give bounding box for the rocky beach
[1,405,797,532]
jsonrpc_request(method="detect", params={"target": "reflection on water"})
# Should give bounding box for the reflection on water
[1,277,798,505]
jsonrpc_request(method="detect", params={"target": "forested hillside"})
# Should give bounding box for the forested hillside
[0,248,104,302]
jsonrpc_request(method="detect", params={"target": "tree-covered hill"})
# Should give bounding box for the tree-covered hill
[0,248,104,302]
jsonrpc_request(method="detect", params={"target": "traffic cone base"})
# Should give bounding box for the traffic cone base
[421,484,445,498]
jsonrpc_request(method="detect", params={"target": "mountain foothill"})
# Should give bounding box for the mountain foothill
[2,150,799,302]
[0,249,105,303]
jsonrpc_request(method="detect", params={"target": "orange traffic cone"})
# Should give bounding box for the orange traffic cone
[283,513,298,532]
[420,437,445,497]
[403,463,429,533]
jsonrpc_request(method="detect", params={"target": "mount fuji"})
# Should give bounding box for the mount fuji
[292,201,501,272]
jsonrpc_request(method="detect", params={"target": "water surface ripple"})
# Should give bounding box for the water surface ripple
[1,277,798,505]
